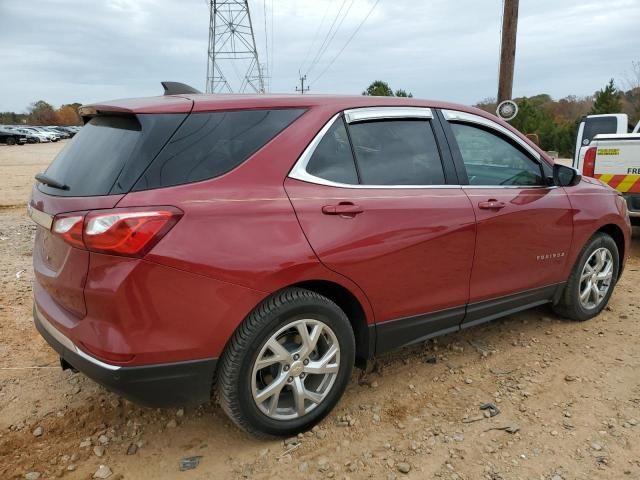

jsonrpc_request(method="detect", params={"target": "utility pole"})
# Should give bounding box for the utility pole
[497,0,519,103]
[295,74,310,94]
[206,0,265,94]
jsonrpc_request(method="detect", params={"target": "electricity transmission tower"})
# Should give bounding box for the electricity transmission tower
[206,0,266,94]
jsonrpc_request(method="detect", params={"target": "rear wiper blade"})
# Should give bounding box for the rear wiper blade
[35,173,69,190]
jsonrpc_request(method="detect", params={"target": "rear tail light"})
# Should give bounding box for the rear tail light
[583,146,597,177]
[51,207,182,257]
[52,215,84,248]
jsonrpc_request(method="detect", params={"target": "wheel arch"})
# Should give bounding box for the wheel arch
[596,223,626,273]
[288,280,374,369]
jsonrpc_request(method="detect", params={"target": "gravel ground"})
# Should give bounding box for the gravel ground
[0,142,639,480]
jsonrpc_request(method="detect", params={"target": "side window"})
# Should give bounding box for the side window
[348,120,445,185]
[306,117,358,184]
[450,123,544,186]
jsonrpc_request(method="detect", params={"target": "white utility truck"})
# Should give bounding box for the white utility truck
[574,114,640,223]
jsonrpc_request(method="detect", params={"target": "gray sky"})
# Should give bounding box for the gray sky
[1,0,639,112]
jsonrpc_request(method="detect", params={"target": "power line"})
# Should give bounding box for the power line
[304,0,349,78]
[307,0,355,77]
[311,0,381,84]
[298,0,334,74]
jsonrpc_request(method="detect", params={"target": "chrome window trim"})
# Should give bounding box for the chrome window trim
[27,204,53,230]
[344,107,433,124]
[288,109,456,190]
[463,185,556,190]
[442,109,542,161]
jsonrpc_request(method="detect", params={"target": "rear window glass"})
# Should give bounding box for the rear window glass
[306,117,358,184]
[348,120,445,185]
[133,109,305,191]
[583,116,617,145]
[38,114,186,197]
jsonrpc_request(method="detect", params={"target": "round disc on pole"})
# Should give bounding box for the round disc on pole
[496,100,518,121]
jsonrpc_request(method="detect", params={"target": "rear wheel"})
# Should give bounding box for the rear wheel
[6,137,15,146]
[553,233,619,321]
[216,288,355,437]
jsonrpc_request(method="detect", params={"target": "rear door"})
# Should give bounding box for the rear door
[441,109,573,326]
[285,107,476,352]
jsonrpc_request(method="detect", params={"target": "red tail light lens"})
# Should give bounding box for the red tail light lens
[51,207,182,257]
[52,214,84,248]
[583,146,597,177]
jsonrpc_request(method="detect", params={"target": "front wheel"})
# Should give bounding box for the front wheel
[6,137,15,146]
[216,288,355,437]
[553,232,619,321]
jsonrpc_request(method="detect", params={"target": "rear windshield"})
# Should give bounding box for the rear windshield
[583,116,618,145]
[39,108,304,196]
[38,114,186,197]
[132,108,305,191]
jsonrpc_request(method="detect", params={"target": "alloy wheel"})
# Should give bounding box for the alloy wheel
[579,247,614,310]
[251,319,340,421]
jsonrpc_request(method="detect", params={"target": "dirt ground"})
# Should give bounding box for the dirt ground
[0,142,639,480]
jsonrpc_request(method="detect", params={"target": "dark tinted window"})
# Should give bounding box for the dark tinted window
[306,117,358,184]
[134,109,305,191]
[38,114,186,197]
[582,116,618,145]
[451,123,543,186]
[348,120,445,185]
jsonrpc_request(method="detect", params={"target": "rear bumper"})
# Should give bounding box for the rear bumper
[34,304,217,408]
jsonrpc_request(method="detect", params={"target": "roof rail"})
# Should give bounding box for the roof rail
[161,82,202,96]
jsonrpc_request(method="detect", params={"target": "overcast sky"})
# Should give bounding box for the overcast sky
[1,0,639,112]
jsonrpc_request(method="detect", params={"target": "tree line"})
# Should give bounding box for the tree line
[0,100,82,126]
[363,62,640,158]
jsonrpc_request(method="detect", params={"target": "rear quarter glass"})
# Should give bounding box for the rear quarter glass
[38,114,187,197]
[132,108,306,191]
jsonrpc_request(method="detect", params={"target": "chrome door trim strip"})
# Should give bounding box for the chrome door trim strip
[27,204,53,230]
[288,111,457,189]
[441,109,542,161]
[344,107,433,124]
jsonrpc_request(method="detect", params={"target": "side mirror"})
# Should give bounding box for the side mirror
[553,163,582,187]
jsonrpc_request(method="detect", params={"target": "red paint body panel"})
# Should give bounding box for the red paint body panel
[285,180,476,322]
[31,94,631,373]
[463,187,573,302]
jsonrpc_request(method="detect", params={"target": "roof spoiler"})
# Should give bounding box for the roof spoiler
[161,81,202,96]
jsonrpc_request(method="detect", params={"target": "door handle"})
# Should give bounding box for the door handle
[478,199,506,210]
[322,202,364,216]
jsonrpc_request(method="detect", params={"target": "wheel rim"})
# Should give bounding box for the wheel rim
[579,247,614,310]
[251,318,340,421]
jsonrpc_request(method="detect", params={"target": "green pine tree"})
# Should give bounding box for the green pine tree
[591,79,622,114]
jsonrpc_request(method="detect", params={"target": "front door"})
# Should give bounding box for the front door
[442,110,573,325]
[285,108,476,352]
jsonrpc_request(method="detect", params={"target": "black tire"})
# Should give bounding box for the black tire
[6,137,15,146]
[553,233,619,321]
[216,288,355,437]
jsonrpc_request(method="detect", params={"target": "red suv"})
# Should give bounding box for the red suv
[30,86,631,437]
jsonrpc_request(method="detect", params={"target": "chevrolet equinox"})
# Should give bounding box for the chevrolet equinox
[29,84,631,437]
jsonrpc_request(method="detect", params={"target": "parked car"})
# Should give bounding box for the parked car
[21,127,52,143]
[2,126,38,143]
[29,126,60,142]
[29,87,631,437]
[573,113,640,170]
[574,115,640,224]
[0,127,27,145]
[44,127,71,139]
